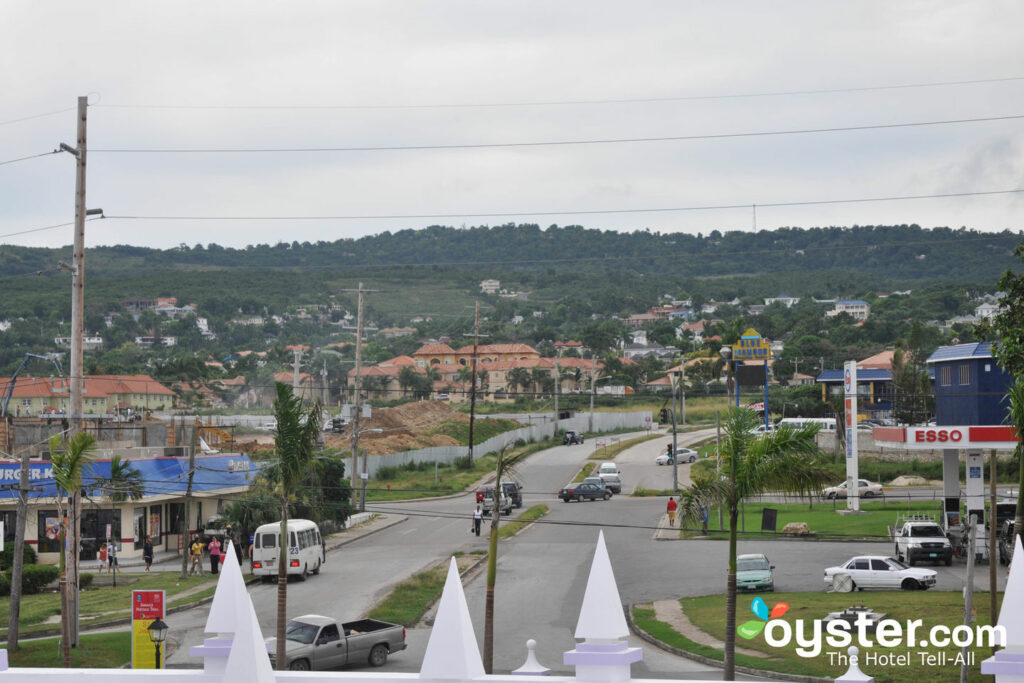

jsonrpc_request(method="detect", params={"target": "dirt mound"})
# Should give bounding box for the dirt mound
[322,401,487,455]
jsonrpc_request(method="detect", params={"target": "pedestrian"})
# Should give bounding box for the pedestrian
[189,535,205,577]
[248,542,254,575]
[666,496,677,527]
[143,536,154,572]
[472,503,483,536]
[108,541,119,573]
[701,505,709,534]
[208,536,222,575]
[97,541,108,573]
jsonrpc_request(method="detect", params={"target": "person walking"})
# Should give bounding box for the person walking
[208,536,222,575]
[97,541,108,573]
[108,541,119,574]
[472,503,483,536]
[701,505,709,534]
[143,536,154,572]
[666,496,678,527]
[188,536,205,577]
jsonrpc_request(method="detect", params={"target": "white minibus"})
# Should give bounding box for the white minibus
[777,417,836,431]
[251,519,324,580]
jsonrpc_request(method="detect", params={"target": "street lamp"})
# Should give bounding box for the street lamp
[358,428,384,512]
[782,402,799,421]
[147,617,168,669]
[719,345,736,407]
[669,371,681,491]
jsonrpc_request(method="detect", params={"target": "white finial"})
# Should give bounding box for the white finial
[836,646,873,682]
[574,531,628,641]
[997,535,1024,650]
[225,598,275,683]
[205,540,248,634]
[420,557,485,679]
[513,639,551,676]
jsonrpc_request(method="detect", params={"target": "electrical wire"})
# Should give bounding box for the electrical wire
[89,113,1024,154]
[0,108,75,127]
[92,75,1024,111]
[0,150,61,167]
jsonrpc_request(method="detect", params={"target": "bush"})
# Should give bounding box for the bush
[0,564,59,597]
[452,455,473,471]
[79,572,94,590]
[0,541,38,571]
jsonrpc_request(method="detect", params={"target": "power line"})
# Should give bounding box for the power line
[89,113,1024,154]
[0,216,103,242]
[92,75,1024,111]
[0,108,75,127]
[0,150,61,167]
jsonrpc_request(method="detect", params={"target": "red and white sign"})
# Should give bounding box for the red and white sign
[873,425,1019,450]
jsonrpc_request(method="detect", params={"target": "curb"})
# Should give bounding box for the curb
[325,514,409,553]
[625,603,832,683]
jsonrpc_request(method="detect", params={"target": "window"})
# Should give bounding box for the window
[37,510,62,553]
[258,533,276,549]
[940,367,952,387]
[959,364,971,385]
[80,508,121,560]
[852,559,869,570]
[168,503,186,534]
[320,625,340,643]
[0,511,15,543]
[870,559,889,571]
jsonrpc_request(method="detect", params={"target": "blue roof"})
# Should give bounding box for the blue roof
[0,453,258,500]
[837,299,869,305]
[926,342,993,364]
[817,369,893,382]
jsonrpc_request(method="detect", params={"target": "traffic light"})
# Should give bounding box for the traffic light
[659,408,668,422]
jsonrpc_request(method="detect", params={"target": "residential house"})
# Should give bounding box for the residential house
[827,299,870,320]
[1,373,176,416]
[480,279,500,294]
[764,293,800,308]
[54,334,104,351]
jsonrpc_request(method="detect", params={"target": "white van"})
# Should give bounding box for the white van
[251,519,324,580]
[597,462,620,477]
[777,417,836,431]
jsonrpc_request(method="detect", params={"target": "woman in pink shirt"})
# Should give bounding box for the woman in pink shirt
[208,537,222,575]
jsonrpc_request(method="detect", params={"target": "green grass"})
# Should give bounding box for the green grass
[429,417,525,444]
[587,433,663,460]
[571,462,597,484]
[366,553,484,627]
[7,632,131,668]
[0,572,216,639]
[497,504,548,539]
[633,591,1003,683]
[679,500,942,540]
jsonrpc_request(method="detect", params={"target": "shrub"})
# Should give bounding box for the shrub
[79,572,94,590]
[452,455,473,471]
[0,541,38,570]
[22,565,59,594]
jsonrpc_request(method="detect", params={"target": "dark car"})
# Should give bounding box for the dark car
[559,482,611,502]
[999,520,1016,565]
[563,431,584,445]
[502,481,523,508]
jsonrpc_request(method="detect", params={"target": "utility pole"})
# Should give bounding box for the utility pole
[180,427,197,579]
[292,348,302,393]
[716,411,723,531]
[962,513,977,683]
[351,284,364,510]
[989,450,998,653]
[588,353,596,433]
[463,303,486,462]
[553,347,561,438]
[321,359,329,408]
[671,373,679,491]
[4,450,44,653]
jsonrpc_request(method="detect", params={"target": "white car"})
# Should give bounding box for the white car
[597,462,620,477]
[655,448,698,465]
[824,555,936,591]
[822,479,883,499]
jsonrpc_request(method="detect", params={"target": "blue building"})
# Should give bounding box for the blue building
[926,342,1013,426]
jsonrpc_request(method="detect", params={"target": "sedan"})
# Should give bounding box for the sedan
[655,448,698,465]
[822,479,883,499]
[824,555,936,591]
[737,553,774,592]
[559,482,611,502]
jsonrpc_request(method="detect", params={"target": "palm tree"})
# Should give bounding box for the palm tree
[49,431,97,668]
[271,382,323,671]
[483,445,523,673]
[91,455,145,584]
[677,407,829,680]
[1006,378,1024,548]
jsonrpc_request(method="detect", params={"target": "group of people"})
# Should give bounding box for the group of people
[96,540,119,573]
[666,497,709,533]
[188,535,225,576]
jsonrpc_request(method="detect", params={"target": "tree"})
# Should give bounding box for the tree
[483,445,524,673]
[677,408,829,680]
[90,455,144,585]
[49,431,97,668]
[507,367,531,395]
[271,382,323,671]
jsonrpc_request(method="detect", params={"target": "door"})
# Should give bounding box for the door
[869,558,891,588]
[313,624,346,669]
[849,558,871,586]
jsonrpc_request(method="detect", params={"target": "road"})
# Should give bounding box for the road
[160,426,1005,676]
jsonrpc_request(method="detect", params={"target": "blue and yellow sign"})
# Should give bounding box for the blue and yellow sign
[732,328,771,361]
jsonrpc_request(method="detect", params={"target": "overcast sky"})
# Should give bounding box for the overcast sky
[3,1,1024,250]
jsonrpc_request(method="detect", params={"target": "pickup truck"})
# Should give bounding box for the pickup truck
[267,615,407,671]
[894,521,953,566]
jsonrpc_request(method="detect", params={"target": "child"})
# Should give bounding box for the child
[97,542,108,573]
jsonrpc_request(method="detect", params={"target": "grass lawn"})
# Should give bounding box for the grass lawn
[0,572,216,639]
[587,434,663,460]
[367,552,484,627]
[496,504,549,539]
[634,591,1003,683]
[677,500,943,541]
[7,632,131,668]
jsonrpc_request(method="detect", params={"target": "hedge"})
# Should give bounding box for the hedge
[0,564,60,596]
[0,541,38,570]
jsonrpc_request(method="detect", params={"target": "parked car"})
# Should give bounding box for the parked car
[476,485,512,515]
[582,476,609,490]
[597,462,620,477]
[266,615,407,670]
[598,473,622,494]
[894,520,953,566]
[655,448,698,465]
[559,482,611,502]
[501,481,523,509]
[737,553,774,592]
[999,520,1016,565]
[822,479,883,499]
[563,431,584,445]
[435,393,451,401]
[823,555,936,591]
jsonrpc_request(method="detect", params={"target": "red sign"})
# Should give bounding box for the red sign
[914,428,963,443]
[132,590,164,620]
[874,425,1020,450]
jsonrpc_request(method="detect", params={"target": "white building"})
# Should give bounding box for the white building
[764,293,800,308]
[827,299,870,320]
[480,279,501,294]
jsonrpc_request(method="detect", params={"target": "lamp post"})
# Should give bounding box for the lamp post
[720,346,736,407]
[782,402,798,422]
[670,371,680,491]
[147,617,168,669]
[358,428,384,512]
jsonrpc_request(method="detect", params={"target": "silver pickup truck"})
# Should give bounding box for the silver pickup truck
[267,615,407,671]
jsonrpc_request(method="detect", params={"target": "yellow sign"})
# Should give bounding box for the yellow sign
[131,590,165,669]
[732,328,771,361]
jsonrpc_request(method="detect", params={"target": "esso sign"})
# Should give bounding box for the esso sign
[913,428,963,444]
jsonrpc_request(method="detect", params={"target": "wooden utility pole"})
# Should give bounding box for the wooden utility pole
[465,303,485,461]
[351,284,364,510]
[5,449,43,653]
[990,450,998,653]
[180,425,198,579]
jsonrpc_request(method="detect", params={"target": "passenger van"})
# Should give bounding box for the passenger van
[776,417,836,431]
[251,519,324,580]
